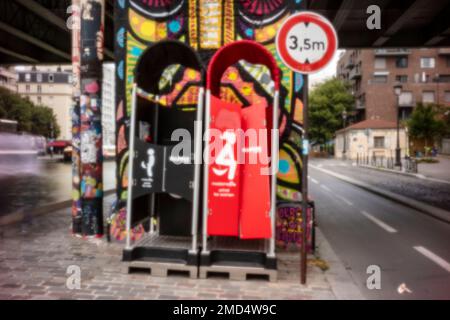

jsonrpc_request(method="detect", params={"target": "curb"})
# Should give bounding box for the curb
[315,228,364,300]
[310,165,450,225]
[0,189,116,227]
[357,164,424,179]
[357,164,450,185]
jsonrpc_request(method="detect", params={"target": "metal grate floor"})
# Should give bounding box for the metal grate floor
[134,233,193,250]
[207,237,267,252]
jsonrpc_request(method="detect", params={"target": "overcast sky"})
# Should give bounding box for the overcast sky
[309,49,344,88]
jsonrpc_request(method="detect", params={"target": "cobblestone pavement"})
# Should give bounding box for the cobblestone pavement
[311,159,450,211]
[0,196,362,300]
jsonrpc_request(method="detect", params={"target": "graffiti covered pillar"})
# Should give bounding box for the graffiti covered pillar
[79,0,105,237]
[71,0,82,234]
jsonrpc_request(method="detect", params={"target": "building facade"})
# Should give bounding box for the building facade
[335,119,407,160]
[337,49,450,123]
[0,66,17,92]
[102,63,116,150]
[17,65,73,140]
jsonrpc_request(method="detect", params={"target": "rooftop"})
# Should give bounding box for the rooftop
[337,119,403,133]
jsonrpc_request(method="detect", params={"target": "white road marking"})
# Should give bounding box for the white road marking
[321,185,331,192]
[413,246,450,273]
[360,210,397,233]
[397,283,413,294]
[335,194,353,206]
[311,178,319,184]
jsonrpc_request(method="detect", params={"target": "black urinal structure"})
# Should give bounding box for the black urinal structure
[123,40,204,278]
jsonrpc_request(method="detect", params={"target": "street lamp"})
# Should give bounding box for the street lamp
[393,82,403,168]
[342,110,347,160]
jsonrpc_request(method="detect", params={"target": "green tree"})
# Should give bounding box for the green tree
[31,105,60,138]
[407,103,446,148]
[309,78,355,146]
[0,87,59,137]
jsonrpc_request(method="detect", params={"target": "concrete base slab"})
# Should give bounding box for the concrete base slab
[123,260,198,279]
[199,265,277,282]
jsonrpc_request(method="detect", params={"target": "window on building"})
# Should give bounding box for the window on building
[439,75,450,83]
[399,92,414,106]
[374,57,386,69]
[25,85,30,92]
[420,57,435,68]
[25,73,31,82]
[396,57,408,68]
[48,74,54,82]
[372,75,388,83]
[422,91,435,104]
[445,91,450,103]
[36,74,42,82]
[395,75,408,83]
[374,137,385,148]
[37,96,42,104]
[37,85,42,93]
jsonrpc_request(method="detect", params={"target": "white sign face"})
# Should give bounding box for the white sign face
[276,12,338,74]
[286,22,329,64]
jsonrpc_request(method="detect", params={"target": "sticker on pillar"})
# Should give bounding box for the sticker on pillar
[81,130,99,164]
[207,96,241,237]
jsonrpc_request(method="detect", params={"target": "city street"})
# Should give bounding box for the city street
[309,159,450,299]
[0,158,116,217]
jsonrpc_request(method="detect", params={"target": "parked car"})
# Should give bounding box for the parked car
[63,145,72,162]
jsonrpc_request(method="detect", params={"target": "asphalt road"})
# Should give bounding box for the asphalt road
[309,162,450,299]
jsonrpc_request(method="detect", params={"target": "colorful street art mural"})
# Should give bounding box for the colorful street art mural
[276,203,314,252]
[114,0,307,207]
[71,0,82,234]
[75,0,105,236]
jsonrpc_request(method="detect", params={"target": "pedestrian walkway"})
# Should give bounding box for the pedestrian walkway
[418,155,450,183]
[0,196,362,300]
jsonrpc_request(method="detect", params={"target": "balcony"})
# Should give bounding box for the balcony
[356,99,365,110]
[349,68,362,80]
[345,59,355,70]
[438,48,450,55]
[374,49,411,56]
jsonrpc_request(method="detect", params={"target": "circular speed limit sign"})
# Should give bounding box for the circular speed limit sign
[276,12,338,74]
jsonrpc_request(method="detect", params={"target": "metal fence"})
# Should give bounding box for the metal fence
[356,153,418,174]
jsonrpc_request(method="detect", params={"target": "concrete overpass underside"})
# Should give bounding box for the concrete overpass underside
[1,0,450,65]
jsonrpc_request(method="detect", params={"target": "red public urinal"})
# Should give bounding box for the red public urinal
[203,40,281,241]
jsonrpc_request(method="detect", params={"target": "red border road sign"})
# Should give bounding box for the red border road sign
[276,12,338,74]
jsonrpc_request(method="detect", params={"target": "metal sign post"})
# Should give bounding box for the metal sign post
[301,75,309,285]
[276,11,338,285]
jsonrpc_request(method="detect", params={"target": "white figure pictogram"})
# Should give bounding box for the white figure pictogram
[213,131,237,180]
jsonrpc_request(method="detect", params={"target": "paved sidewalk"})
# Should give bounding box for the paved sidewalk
[0,197,362,300]
[418,155,450,183]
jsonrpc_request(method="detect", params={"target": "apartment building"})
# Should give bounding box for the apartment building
[337,49,450,123]
[0,66,17,92]
[17,65,73,140]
